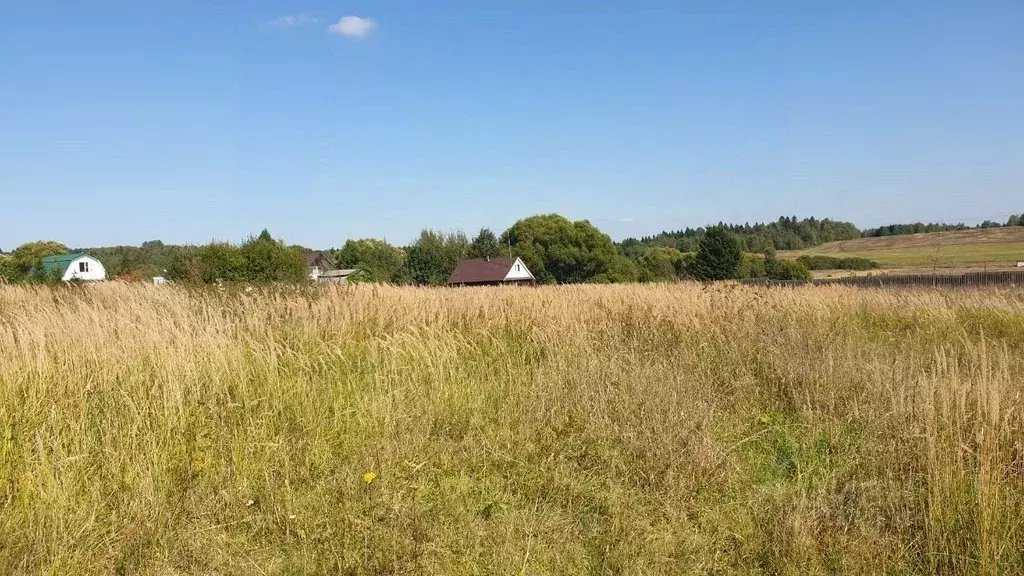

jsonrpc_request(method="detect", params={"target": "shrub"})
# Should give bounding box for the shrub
[636,246,685,282]
[593,256,639,283]
[740,253,767,279]
[240,232,308,284]
[0,256,21,283]
[764,250,812,280]
[797,255,879,270]
[774,259,812,280]
[166,243,245,284]
[166,231,306,285]
[678,252,696,278]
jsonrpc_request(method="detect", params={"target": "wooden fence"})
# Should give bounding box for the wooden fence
[740,270,1024,289]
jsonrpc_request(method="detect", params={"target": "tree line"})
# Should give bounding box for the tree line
[2,212,1021,285]
[0,216,809,285]
[322,217,816,284]
[854,214,1021,237]
[629,216,863,253]
[0,232,310,285]
[631,213,1024,251]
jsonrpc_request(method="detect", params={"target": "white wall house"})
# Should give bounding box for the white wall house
[40,253,106,282]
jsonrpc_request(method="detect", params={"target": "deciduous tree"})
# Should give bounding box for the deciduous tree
[0,255,21,282]
[636,246,684,282]
[240,231,307,283]
[337,238,409,283]
[12,240,68,276]
[501,214,620,284]
[467,228,504,259]
[406,230,468,285]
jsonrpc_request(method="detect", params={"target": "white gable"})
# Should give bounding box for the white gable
[503,258,534,281]
[63,256,106,282]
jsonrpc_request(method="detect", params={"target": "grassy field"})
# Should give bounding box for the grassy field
[781,227,1024,267]
[1,283,1023,574]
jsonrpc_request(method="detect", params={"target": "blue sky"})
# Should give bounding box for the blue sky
[1,1,1022,249]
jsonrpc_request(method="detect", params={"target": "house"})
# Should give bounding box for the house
[302,251,335,281]
[318,269,361,284]
[39,253,106,282]
[448,257,535,286]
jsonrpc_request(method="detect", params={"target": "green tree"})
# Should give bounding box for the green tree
[763,248,782,278]
[337,238,409,283]
[77,240,179,280]
[501,214,620,284]
[678,252,696,278]
[167,242,245,284]
[627,216,861,252]
[240,232,307,283]
[740,253,767,279]
[636,246,684,282]
[0,255,21,283]
[12,240,68,277]
[467,228,504,259]
[197,242,247,283]
[593,256,639,283]
[406,230,468,285]
[166,246,201,282]
[692,226,742,281]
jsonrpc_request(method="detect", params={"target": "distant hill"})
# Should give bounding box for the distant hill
[780,227,1024,267]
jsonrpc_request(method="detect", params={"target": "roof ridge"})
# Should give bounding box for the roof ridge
[41,252,86,261]
[448,257,526,284]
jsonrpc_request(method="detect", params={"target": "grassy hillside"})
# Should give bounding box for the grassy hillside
[781,227,1024,267]
[1,283,1023,574]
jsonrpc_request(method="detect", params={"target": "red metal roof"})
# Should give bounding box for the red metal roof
[448,258,518,284]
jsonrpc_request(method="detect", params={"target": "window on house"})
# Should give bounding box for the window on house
[79,261,89,273]
[516,264,521,272]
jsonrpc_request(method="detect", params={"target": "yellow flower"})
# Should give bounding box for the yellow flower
[363,472,378,485]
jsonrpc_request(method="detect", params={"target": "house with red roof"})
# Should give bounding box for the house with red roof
[448,257,535,286]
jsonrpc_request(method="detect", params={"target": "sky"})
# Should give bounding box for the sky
[1,0,1022,249]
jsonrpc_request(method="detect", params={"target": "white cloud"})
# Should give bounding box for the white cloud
[329,16,377,38]
[265,14,319,28]
[619,217,636,223]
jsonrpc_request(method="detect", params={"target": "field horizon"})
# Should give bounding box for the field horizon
[780,227,1024,268]
[1,282,1023,574]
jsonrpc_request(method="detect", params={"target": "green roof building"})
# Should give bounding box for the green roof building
[39,253,106,282]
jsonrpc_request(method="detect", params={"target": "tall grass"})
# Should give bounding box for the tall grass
[0,283,1022,574]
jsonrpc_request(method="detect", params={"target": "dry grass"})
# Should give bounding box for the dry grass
[1,282,1023,575]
